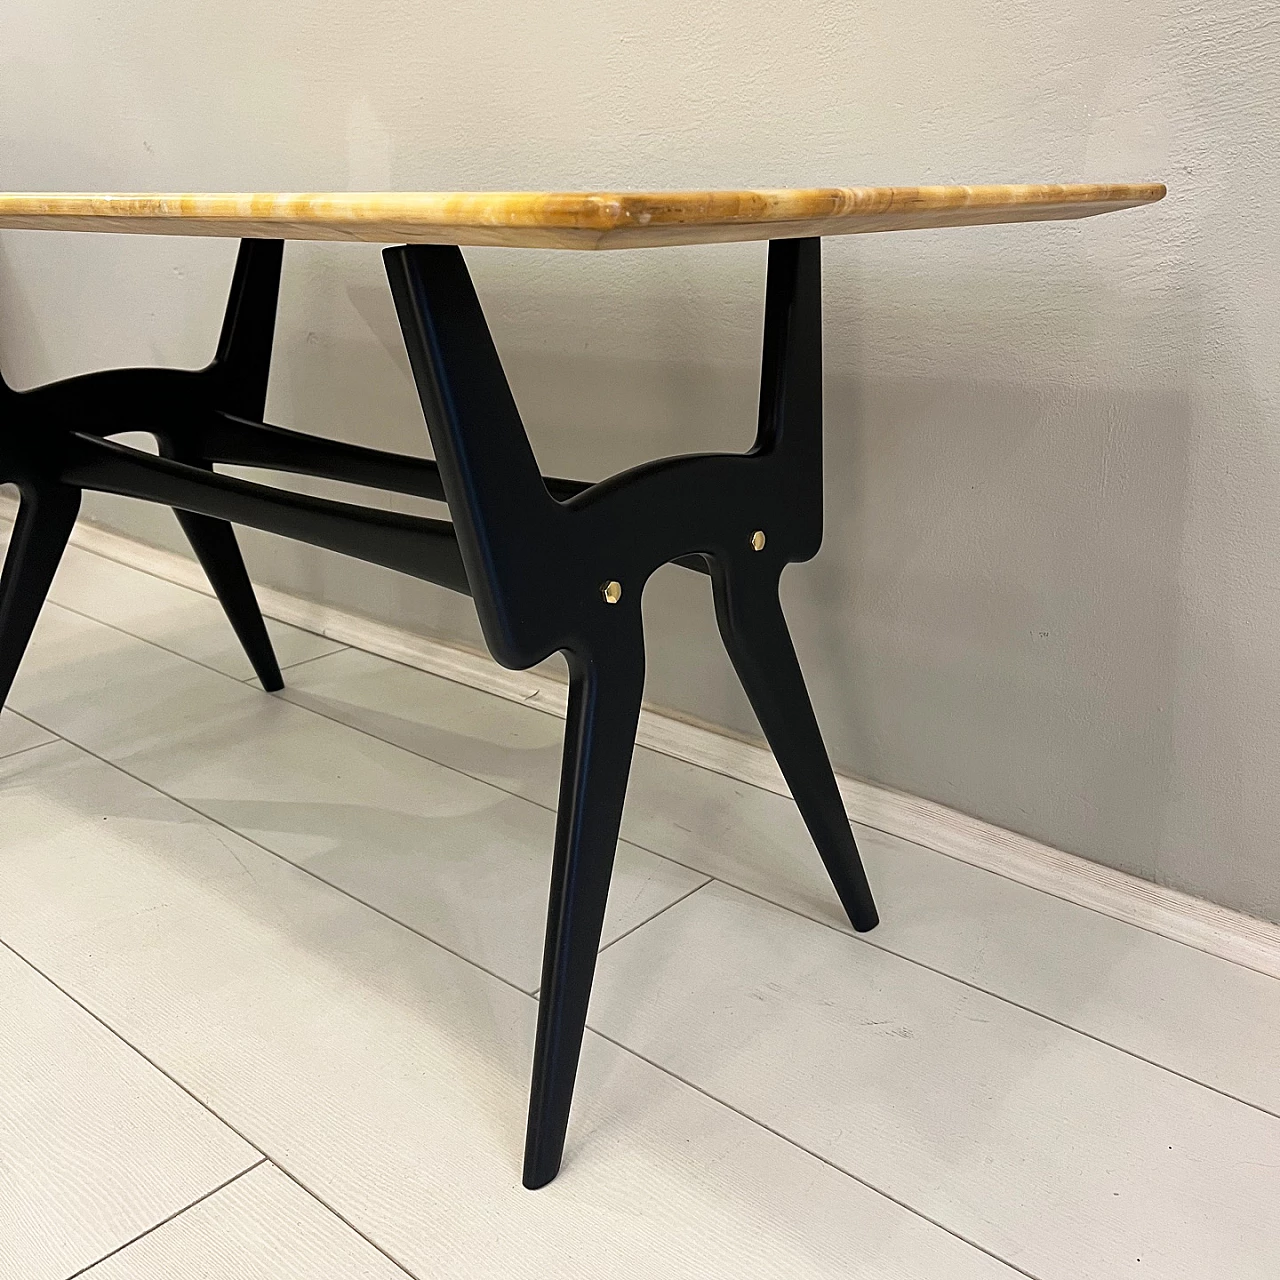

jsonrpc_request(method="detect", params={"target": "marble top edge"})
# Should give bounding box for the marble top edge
[0,184,1166,245]
[0,184,1165,221]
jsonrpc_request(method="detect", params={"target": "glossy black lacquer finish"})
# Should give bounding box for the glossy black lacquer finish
[0,237,474,705]
[386,237,878,1188]
[0,472,79,706]
[0,234,878,1189]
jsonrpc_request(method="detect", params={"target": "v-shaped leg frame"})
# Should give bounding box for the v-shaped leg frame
[0,239,288,697]
[1,234,877,1189]
[156,239,287,691]
[1,239,473,702]
[385,236,878,1189]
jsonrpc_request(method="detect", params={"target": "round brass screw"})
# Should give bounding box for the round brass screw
[750,529,767,552]
[601,580,623,605]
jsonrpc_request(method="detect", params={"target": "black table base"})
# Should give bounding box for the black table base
[0,234,879,1187]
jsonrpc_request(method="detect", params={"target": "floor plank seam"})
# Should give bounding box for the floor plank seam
[240,647,351,685]
[0,935,274,1163]
[266,675,722,886]
[879,844,1280,983]
[533,877,716,995]
[0,936,426,1280]
[700,879,1280,1125]
[594,877,714,961]
[61,1158,269,1280]
[6,716,538,996]
[0,498,223,605]
[15,698,1280,1129]
[1,886,1036,1280]
[26,595,1278,999]
[0,734,66,765]
[27,584,725,920]
[261,666,1280,990]
[582,1022,1047,1280]
[265,1166,423,1280]
[5,509,1279,1275]
[2,730,1059,1271]
[6,742,1267,1277]
[44,597,272,689]
[9,504,1277,980]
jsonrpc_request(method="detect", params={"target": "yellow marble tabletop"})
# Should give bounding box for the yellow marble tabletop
[0,184,1164,250]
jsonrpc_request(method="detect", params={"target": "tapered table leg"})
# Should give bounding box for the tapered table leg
[387,236,881,1186]
[0,481,80,707]
[711,563,878,931]
[524,626,646,1188]
[171,505,284,690]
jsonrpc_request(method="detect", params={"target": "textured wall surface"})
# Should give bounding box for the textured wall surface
[2,1,1277,919]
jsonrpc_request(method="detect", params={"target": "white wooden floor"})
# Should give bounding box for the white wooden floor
[2,529,1279,1279]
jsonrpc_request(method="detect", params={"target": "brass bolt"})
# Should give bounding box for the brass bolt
[601,579,623,605]
[750,529,767,552]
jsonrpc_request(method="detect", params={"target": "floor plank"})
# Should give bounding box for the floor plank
[0,741,1017,1280]
[590,881,1280,1280]
[276,644,1280,1115]
[10,526,1280,1278]
[6,604,706,991]
[0,932,257,1280]
[43,542,345,681]
[277,646,567,804]
[81,1164,408,1279]
[0,708,54,760]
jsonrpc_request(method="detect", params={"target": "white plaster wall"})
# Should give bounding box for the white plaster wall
[3,1,1277,919]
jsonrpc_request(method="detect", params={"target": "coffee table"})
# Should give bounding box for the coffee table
[0,182,1165,1186]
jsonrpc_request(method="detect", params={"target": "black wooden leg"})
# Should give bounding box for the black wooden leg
[210,238,284,421]
[0,481,80,708]
[524,627,646,1189]
[156,441,283,692]
[171,505,283,690]
[387,236,876,1187]
[711,566,878,931]
[158,238,285,690]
